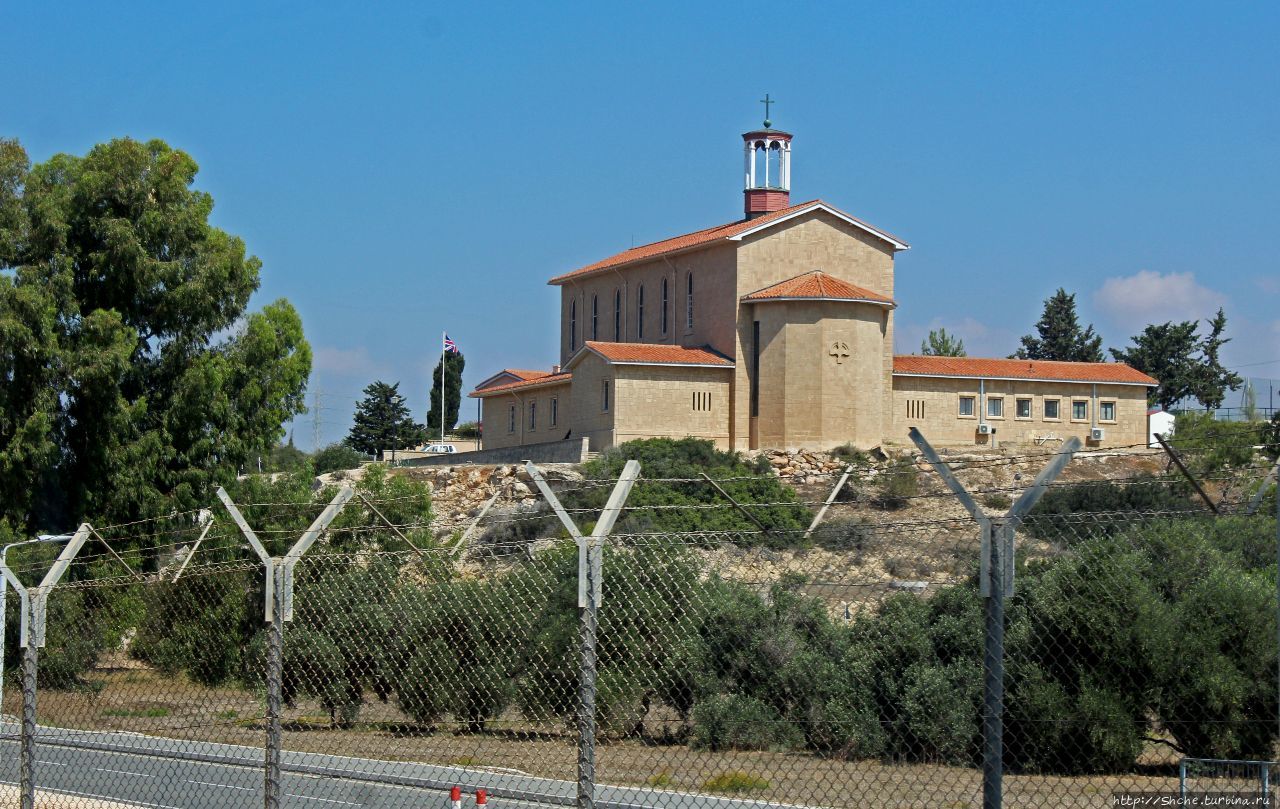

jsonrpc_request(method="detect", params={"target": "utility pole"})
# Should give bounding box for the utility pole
[310,387,324,452]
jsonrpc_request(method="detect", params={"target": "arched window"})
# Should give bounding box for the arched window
[686,272,694,329]
[613,289,621,342]
[570,299,577,350]
[661,278,669,334]
[637,284,645,340]
[591,294,598,340]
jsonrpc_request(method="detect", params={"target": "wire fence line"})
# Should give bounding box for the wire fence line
[1,440,1278,808]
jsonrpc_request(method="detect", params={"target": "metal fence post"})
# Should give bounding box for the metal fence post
[908,428,1080,809]
[527,460,640,809]
[6,525,92,809]
[19,642,37,809]
[217,485,353,809]
[982,517,1005,809]
[265,564,284,809]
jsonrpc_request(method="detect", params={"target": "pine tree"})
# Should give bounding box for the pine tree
[426,350,466,435]
[347,381,426,460]
[1110,308,1243,411]
[920,328,966,357]
[1014,289,1104,362]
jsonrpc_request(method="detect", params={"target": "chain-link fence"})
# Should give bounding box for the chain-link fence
[2,438,1277,808]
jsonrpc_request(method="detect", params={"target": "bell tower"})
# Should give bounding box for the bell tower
[743,94,792,218]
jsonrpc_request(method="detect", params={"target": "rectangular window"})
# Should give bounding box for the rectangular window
[550,397,558,426]
[528,401,536,431]
[1016,398,1032,419]
[637,285,645,339]
[686,273,694,329]
[1072,400,1088,420]
[959,396,976,417]
[905,399,925,420]
[750,321,760,417]
[691,392,711,412]
[602,380,610,412]
[987,397,1004,419]
[1100,401,1116,422]
[508,405,515,433]
[1044,399,1060,420]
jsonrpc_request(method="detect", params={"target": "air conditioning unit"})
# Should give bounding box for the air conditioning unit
[1090,427,1105,441]
[977,423,995,435]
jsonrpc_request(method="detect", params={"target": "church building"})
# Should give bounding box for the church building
[472,119,1156,453]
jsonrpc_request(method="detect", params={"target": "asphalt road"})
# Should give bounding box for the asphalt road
[0,723,802,809]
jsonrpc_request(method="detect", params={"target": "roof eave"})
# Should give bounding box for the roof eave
[727,202,911,251]
[469,375,573,398]
[891,371,1157,387]
[744,296,896,308]
[548,241,727,286]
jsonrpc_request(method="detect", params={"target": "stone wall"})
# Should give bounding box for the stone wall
[397,436,589,467]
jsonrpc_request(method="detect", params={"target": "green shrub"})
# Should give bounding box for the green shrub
[571,438,812,548]
[811,517,874,552]
[311,442,366,475]
[873,458,919,510]
[702,771,772,793]
[981,492,1012,511]
[830,443,870,466]
[454,421,481,439]
[1023,477,1193,544]
[691,694,802,752]
[1263,412,1280,460]
[1172,412,1260,474]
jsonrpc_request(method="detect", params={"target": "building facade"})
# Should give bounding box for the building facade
[473,124,1156,452]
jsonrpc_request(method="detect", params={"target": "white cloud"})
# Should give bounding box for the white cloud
[1093,270,1227,330]
[1256,276,1280,295]
[312,346,388,377]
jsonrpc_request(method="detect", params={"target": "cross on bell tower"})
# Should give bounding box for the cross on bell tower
[742,95,792,218]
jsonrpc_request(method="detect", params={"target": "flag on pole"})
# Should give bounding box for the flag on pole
[444,333,459,353]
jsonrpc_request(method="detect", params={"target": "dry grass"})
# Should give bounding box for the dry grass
[4,667,1194,808]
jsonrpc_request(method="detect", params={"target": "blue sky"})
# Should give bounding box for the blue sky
[9,1,1279,448]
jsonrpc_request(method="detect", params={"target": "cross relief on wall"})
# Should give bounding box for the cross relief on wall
[829,341,850,364]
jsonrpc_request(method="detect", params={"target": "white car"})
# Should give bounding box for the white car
[422,443,456,454]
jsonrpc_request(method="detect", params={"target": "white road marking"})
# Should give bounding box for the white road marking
[0,779,182,809]
[286,793,363,806]
[180,778,256,791]
[92,766,155,778]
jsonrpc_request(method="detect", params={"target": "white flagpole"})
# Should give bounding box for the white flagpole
[440,332,447,443]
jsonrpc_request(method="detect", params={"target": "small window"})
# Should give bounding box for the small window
[550,396,558,426]
[1072,400,1088,420]
[528,401,536,431]
[601,380,610,412]
[613,289,622,342]
[686,272,694,329]
[987,397,1004,419]
[637,284,645,340]
[1100,401,1116,422]
[570,300,577,350]
[692,391,711,412]
[1044,399,1060,420]
[661,278,669,334]
[591,295,599,340]
[507,405,516,433]
[905,399,925,420]
[959,396,976,417]
[1016,398,1032,419]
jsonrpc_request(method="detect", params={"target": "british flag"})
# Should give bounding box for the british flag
[444,333,459,353]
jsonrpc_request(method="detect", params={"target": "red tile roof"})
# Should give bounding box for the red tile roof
[574,341,734,367]
[548,200,908,285]
[474,368,551,391]
[470,371,573,398]
[893,356,1158,386]
[742,271,895,306]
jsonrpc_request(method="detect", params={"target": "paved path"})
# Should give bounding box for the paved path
[0,723,802,809]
